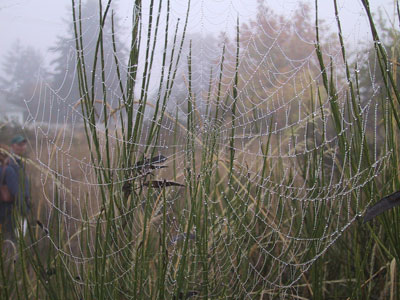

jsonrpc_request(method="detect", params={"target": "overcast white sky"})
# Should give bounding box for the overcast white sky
[0,0,393,74]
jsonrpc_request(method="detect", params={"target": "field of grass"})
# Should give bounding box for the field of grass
[1,0,400,299]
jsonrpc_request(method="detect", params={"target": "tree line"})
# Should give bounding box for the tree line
[0,1,394,125]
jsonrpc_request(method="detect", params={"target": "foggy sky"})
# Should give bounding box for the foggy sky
[0,0,392,78]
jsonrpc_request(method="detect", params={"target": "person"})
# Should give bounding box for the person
[0,144,19,241]
[0,135,31,241]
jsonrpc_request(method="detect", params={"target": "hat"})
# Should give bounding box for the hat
[11,135,27,144]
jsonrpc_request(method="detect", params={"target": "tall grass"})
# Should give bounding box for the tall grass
[1,0,400,299]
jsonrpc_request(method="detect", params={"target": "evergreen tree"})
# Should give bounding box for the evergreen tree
[50,0,127,123]
[356,11,400,101]
[0,41,49,121]
[165,32,220,119]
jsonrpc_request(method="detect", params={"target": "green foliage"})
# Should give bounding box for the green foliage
[2,0,400,299]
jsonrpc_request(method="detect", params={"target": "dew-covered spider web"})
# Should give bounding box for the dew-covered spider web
[14,0,395,298]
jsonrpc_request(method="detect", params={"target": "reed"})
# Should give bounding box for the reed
[1,0,400,298]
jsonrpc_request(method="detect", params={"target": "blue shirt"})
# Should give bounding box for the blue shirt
[8,157,30,203]
[0,165,19,221]
[2,157,31,218]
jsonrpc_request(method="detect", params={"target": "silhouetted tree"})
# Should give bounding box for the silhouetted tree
[0,41,49,121]
[354,10,400,152]
[164,32,220,119]
[50,0,127,123]
[356,10,400,101]
[237,3,324,121]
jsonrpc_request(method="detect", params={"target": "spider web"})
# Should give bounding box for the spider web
[17,0,392,298]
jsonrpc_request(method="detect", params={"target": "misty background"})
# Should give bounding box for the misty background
[0,0,392,125]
